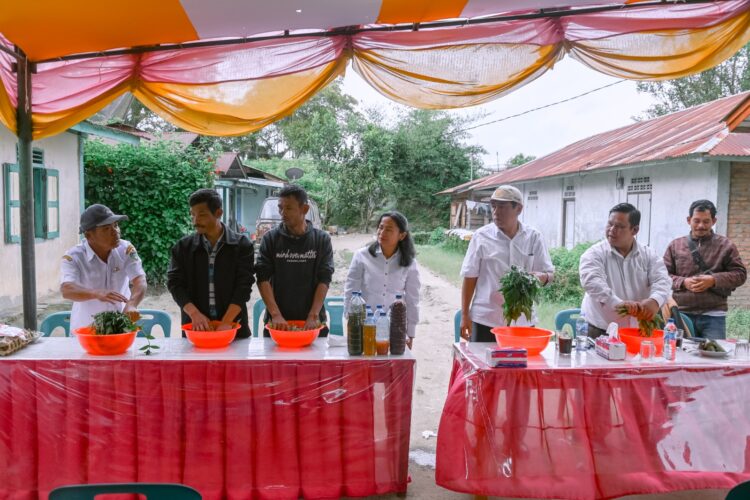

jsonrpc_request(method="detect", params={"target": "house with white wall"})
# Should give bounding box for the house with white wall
[0,122,141,312]
[440,92,750,306]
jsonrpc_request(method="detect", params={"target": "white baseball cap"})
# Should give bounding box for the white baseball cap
[490,185,523,205]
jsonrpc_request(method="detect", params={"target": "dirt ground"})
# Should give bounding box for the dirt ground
[8,233,730,500]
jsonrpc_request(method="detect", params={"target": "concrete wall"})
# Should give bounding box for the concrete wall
[513,159,730,258]
[0,128,81,311]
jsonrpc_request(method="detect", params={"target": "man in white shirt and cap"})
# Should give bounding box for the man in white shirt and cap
[460,185,555,342]
[579,203,672,338]
[60,204,147,332]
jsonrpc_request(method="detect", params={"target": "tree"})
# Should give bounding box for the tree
[333,115,395,230]
[506,153,536,168]
[636,44,750,118]
[390,109,484,229]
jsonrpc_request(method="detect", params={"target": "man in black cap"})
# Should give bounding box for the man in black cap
[60,204,147,332]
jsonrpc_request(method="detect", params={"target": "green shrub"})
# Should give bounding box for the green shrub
[411,231,431,245]
[428,227,447,245]
[442,233,470,254]
[84,140,215,285]
[539,242,595,305]
[727,308,750,339]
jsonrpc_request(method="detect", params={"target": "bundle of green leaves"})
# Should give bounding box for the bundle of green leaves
[91,311,137,335]
[614,304,664,337]
[499,266,541,326]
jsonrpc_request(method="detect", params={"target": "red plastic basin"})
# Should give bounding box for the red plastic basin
[183,321,239,348]
[267,320,322,348]
[490,326,553,356]
[618,328,664,355]
[75,327,137,355]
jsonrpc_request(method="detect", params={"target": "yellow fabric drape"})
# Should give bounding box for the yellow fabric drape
[8,4,750,139]
[569,11,750,80]
[0,80,15,133]
[132,58,347,137]
[353,43,563,108]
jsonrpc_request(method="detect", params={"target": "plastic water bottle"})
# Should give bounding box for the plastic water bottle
[663,318,677,361]
[575,313,589,352]
[347,291,366,356]
[375,305,390,355]
[363,309,376,356]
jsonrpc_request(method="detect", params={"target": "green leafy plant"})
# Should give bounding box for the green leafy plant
[499,266,541,326]
[90,311,159,355]
[614,305,665,337]
[92,311,137,335]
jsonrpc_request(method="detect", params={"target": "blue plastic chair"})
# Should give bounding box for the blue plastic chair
[727,479,750,500]
[554,308,581,335]
[252,299,266,337]
[324,296,345,336]
[49,483,201,500]
[40,311,71,337]
[454,310,461,342]
[675,312,695,338]
[137,309,172,337]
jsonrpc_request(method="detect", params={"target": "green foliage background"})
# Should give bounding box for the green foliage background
[538,242,594,305]
[84,140,215,284]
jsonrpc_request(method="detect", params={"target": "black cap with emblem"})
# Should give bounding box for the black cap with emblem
[79,204,128,233]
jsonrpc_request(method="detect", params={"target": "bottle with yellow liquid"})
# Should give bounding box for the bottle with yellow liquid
[363,309,376,356]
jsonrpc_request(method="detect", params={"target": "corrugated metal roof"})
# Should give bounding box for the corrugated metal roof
[449,91,750,193]
[214,152,238,174]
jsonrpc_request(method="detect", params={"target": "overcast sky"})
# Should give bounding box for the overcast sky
[341,57,659,169]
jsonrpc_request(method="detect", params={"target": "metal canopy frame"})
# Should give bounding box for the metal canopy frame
[0,0,730,329]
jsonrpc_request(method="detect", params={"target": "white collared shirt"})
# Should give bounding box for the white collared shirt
[580,239,672,330]
[60,239,146,332]
[460,222,554,328]
[344,246,421,337]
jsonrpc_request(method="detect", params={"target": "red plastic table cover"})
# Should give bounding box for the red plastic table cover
[436,342,750,500]
[0,337,415,499]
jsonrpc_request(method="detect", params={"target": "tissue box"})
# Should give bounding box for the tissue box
[486,347,527,368]
[595,336,626,361]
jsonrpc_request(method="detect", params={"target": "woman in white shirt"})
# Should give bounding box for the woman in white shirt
[345,211,421,348]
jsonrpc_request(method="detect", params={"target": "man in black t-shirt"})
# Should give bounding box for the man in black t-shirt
[255,185,334,336]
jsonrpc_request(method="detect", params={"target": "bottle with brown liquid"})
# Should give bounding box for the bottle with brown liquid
[347,291,365,356]
[389,293,407,355]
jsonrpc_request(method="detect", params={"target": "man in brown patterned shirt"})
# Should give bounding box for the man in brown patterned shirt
[663,200,747,339]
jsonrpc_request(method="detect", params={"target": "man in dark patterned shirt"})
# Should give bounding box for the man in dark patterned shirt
[663,199,746,339]
[167,189,255,338]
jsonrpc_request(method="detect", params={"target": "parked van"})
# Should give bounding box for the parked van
[254,196,323,243]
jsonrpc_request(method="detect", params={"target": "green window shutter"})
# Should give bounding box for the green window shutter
[33,167,45,238]
[45,169,59,239]
[3,163,20,244]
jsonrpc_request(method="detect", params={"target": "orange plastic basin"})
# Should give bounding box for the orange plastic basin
[183,321,239,348]
[267,320,322,348]
[618,328,664,355]
[490,326,553,356]
[75,327,137,355]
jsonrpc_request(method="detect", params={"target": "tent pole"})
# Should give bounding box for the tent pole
[16,49,37,330]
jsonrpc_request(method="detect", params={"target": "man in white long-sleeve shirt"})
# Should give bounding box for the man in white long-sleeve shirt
[460,185,555,342]
[579,203,672,338]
